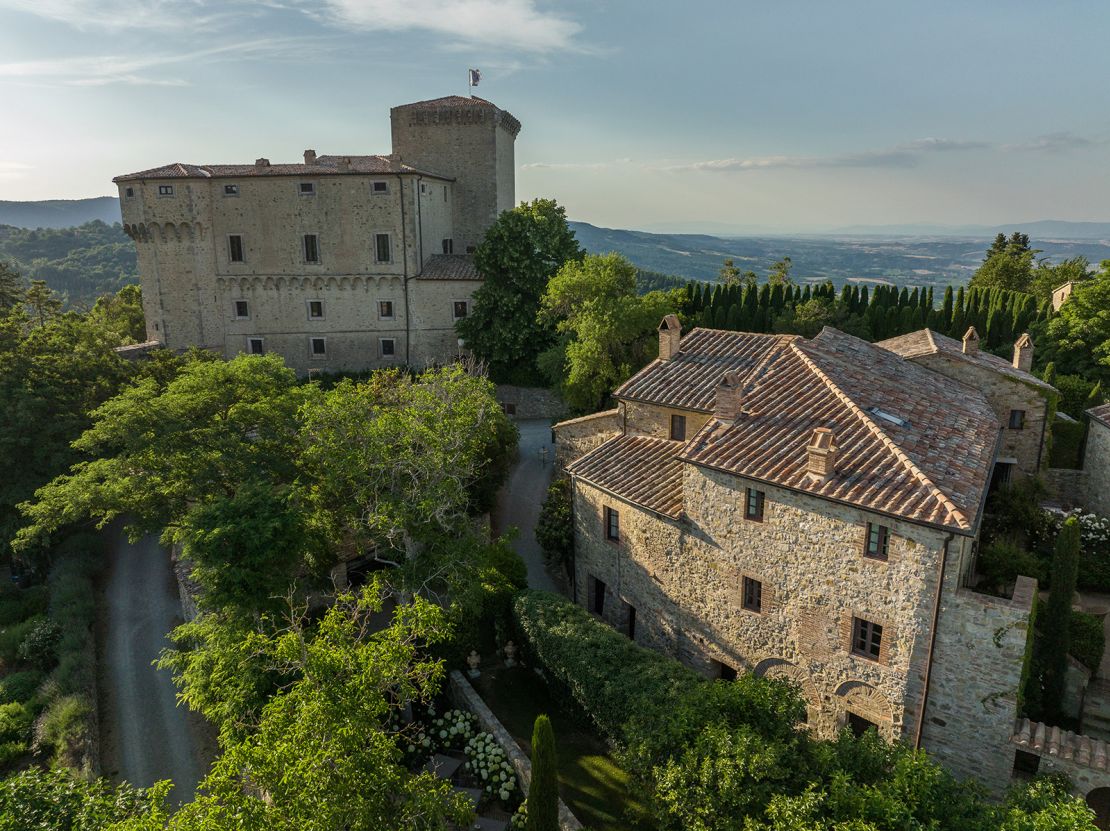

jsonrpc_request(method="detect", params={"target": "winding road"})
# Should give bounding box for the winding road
[99,524,215,800]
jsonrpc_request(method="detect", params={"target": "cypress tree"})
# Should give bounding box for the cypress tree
[801,284,812,303]
[941,286,954,332]
[898,287,910,308]
[726,303,742,331]
[1042,362,1057,388]
[713,304,729,329]
[859,286,869,311]
[1042,518,1080,721]
[527,714,559,831]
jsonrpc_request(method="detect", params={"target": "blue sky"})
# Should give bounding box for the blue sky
[1,0,1109,231]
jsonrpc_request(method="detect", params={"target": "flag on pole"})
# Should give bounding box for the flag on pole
[468,68,481,88]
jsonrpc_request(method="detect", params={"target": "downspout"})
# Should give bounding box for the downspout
[397,173,410,365]
[915,530,955,749]
[1035,392,1051,472]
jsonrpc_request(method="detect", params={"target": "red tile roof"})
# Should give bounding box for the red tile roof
[567,435,685,519]
[417,255,480,281]
[678,327,999,533]
[1089,403,1110,430]
[614,329,790,412]
[113,155,450,183]
[394,95,500,110]
[875,329,1055,393]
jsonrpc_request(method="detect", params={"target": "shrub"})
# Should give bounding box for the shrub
[0,669,44,705]
[0,701,33,743]
[1050,418,1086,469]
[35,694,92,763]
[1070,611,1105,674]
[0,615,43,668]
[536,478,574,575]
[17,617,63,671]
[0,585,48,626]
[527,714,558,831]
[1037,509,1110,592]
[0,739,26,769]
[976,539,1046,595]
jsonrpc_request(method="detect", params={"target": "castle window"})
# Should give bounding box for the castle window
[742,576,762,613]
[443,185,448,201]
[714,660,738,681]
[1009,409,1026,430]
[309,337,326,358]
[453,300,469,320]
[379,300,394,320]
[420,182,428,194]
[371,181,389,194]
[228,235,245,263]
[864,523,889,561]
[851,617,883,661]
[670,414,686,441]
[247,337,264,355]
[604,506,620,542]
[621,601,636,641]
[124,187,134,198]
[588,575,606,615]
[223,184,239,197]
[157,184,174,197]
[745,488,765,521]
[380,338,396,357]
[307,300,324,320]
[374,233,392,263]
[847,712,878,737]
[442,238,454,254]
[234,300,249,320]
[299,182,315,196]
[303,234,320,264]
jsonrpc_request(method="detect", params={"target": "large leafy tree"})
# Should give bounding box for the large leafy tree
[456,199,582,384]
[540,252,681,412]
[971,233,1039,293]
[1039,261,1110,384]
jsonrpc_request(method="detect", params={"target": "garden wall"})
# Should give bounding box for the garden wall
[449,670,583,831]
[495,385,568,421]
[1043,468,1089,510]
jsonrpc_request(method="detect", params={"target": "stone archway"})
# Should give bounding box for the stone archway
[833,680,894,739]
[753,658,821,730]
[1087,787,1110,831]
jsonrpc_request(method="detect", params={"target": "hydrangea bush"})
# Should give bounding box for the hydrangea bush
[464,731,518,804]
[1037,509,1110,591]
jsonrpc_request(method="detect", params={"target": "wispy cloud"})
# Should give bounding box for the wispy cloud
[0,162,33,180]
[0,0,231,31]
[0,38,310,86]
[1004,132,1105,153]
[522,158,632,171]
[667,138,991,173]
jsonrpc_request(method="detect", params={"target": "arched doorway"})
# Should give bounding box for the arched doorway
[1086,787,1110,830]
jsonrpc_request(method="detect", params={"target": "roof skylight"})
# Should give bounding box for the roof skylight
[868,406,910,428]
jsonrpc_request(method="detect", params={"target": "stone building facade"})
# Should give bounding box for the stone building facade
[877,327,1055,481]
[1085,405,1110,518]
[113,95,520,374]
[554,319,1052,795]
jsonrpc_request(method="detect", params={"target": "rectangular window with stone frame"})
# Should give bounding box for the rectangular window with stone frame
[588,575,607,616]
[851,616,883,661]
[229,234,245,263]
[670,414,686,441]
[604,506,620,543]
[374,233,392,264]
[379,300,394,320]
[742,576,762,613]
[864,522,889,561]
[303,234,320,264]
[1009,409,1026,430]
[745,488,765,521]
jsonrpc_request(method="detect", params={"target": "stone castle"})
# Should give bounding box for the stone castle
[554,318,1110,798]
[113,95,520,373]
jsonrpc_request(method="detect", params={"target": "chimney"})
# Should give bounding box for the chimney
[962,326,980,355]
[255,158,270,168]
[806,428,838,482]
[1012,333,1034,372]
[658,314,682,361]
[338,156,351,172]
[714,371,742,425]
[304,149,317,165]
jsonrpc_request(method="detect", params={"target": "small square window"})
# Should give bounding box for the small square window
[420,182,428,194]
[742,576,762,613]
[605,506,620,542]
[453,300,469,320]
[864,523,889,561]
[442,238,454,254]
[379,300,394,320]
[124,186,135,198]
[307,300,324,320]
[229,234,244,263]
[1009,409,1026,430]
[157,184,174,196]
[745,488,765,521]
[670,414,686,441]
[299,182,315,196]
[715,660,738,682]
[303,234,320,264]
[374,233,392,263]
[851,617,883,661]
[380,338,396,357]
[371,181,389,194]
[224,184,239,196]
[310,337,326,357]
[247,337,264,355]
[234,300,249,320]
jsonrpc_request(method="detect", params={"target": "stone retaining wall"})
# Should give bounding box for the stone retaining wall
[449,670,583,830]
[1043,468,1089,510]
[495,385,568,420]
[553,408,621,468]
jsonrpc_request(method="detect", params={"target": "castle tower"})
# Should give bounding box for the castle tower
[390,96,520,255]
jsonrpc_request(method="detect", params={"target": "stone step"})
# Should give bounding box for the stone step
[469,818,510,831]
[453,786,484,808]
[426,753,464,780]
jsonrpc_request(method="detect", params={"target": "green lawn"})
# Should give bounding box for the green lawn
[474,665,654,831]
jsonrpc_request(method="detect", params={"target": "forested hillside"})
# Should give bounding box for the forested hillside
[0,197,121,229]
[0,221,137,306]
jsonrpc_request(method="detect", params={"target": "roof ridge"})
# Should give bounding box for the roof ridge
[789,342,970,530]
[924,328,938,353]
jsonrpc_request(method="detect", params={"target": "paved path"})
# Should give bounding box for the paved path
[492,419,559,592]
[99,525,215,800]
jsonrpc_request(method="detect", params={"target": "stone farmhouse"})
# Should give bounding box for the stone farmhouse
[553,317,1104,797]
[113,96,520,374]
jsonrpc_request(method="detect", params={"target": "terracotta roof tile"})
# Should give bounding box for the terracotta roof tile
[676,327,998,533]
[568,435,685,519]
[113,155,450,183]
[876,328,1054,393]
[417,255,480,281]
[614,329,790,412]
[1088,403,1110,429]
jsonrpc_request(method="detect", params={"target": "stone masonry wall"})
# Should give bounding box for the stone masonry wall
[572,467,952,741]
[1085,420,1110,517]
[919,574,1035,795]
[909,352,1046,477]
[622,399,712,440]
[494,385,569,420]
[1043,468,1090,510]
[553,408,622,468]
